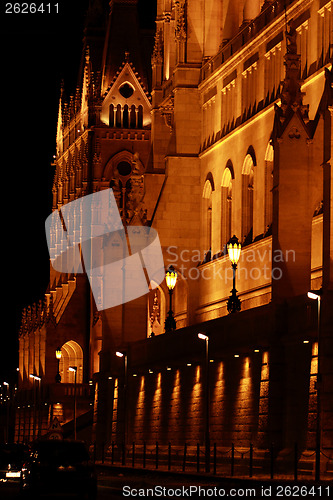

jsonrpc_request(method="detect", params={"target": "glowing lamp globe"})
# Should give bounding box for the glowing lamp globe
[165,266,177,291]
[227,235,241,265]
[55,348,62,360]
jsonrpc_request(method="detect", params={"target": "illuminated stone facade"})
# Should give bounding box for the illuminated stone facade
[17,0,333,472]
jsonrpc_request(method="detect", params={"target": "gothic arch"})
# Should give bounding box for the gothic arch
[103,150,145,181]
[202,174,215,255]
[242,152,256,175]
[221,163,234,249]
[222,160,235,185]
[59,340,83,384]
[203,172,215,196]
[245,145,257,167]
[264,142,274,231]
[242,151,255,243]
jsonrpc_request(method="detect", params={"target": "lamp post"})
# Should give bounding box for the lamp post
[68,367,77,440]
[165,266,178,332]
[3,382,9,443]
[307,289,322,482]
[29,375,41,441]
[198,333,210,473]
[226,235,242,313]
[55,347,62,383]
[116,351,128,450]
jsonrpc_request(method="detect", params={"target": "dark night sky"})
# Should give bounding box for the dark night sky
[0,0,156,383]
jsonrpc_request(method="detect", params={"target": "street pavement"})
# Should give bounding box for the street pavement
[0,469,331,499]
[96,466,332,499]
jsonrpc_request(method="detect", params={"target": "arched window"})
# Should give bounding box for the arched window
[123,104,129,128]
[264,142,274,232]
[116,104,122,127]
[109,104,114,127]
[221,164,234,250]
[202,175,214,258]
[242,152,255,243]
[59,341,83,384]
[137,105,143,128]
[130,105,136,128]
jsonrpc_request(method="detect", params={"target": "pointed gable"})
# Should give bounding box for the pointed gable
[100,56,151,128]
[278,109,311,143]
[100,0,153,95]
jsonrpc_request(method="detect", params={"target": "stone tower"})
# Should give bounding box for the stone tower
[17,0,155,442]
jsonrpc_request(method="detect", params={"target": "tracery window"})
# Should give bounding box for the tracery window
[264,142,274,232]
[242,153,255,243]
[119,82,134,98]
[221,165,234,250]
[202,176,214,257]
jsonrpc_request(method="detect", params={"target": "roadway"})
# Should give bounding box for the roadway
[0,469,331,499]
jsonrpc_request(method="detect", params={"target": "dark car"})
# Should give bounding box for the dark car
[20,439,97,499]
[0,443,30,482]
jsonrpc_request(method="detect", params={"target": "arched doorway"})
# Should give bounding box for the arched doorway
[59,341,83,384]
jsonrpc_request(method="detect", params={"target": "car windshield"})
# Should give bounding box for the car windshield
[33,441,90,465]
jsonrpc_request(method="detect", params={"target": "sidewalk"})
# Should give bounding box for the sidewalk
[95,460,333,498]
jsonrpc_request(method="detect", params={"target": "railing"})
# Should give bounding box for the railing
[200,0,297,82]
[16,383,92,403]
[48,383,92,400]
[90,441,333,480]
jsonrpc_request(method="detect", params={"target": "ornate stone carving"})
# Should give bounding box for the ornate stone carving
[286,23,297,55]
[280,22,309,119]
[160,96,174,132]
[152,29,164,66]
[110,152,146,225]
[149,291,161,337]
[175,0,186,43]
[288,126,301,139]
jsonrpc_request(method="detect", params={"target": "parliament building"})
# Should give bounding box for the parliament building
[17,0,333,475]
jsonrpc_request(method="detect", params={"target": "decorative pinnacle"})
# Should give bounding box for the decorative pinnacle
[280,22,308,119]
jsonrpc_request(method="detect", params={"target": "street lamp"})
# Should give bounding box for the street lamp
[3,382,9,443]
[116,351,128,455]
[307,288,322,481]
[29,375,41,440]
[165,266,178,332]
[55,347,62,383]
[198,333,210,473]
[68,367,77,440]
[226,235,242,313]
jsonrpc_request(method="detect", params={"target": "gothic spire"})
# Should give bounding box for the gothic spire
[101,0,153,94]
